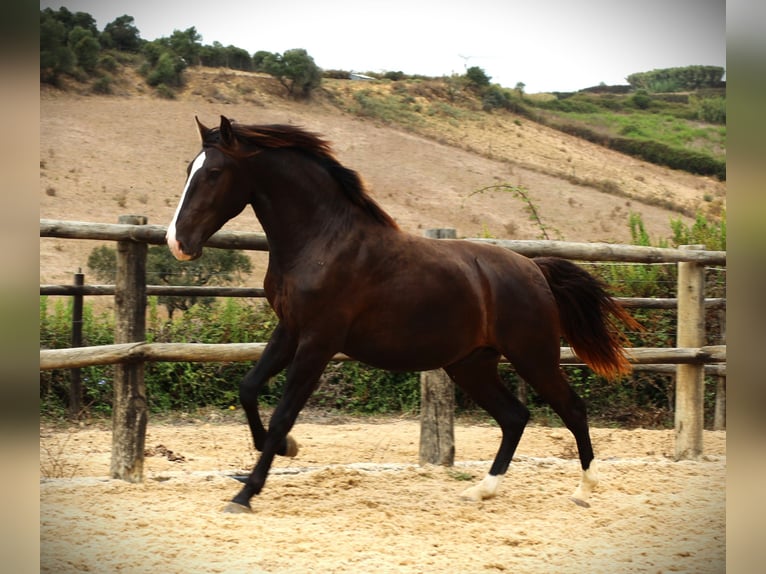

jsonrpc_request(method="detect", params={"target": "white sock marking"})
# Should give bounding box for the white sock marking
[572,460,599,505]
[460,473,503,502]
[167,151,206,260]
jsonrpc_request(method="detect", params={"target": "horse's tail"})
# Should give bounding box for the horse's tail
[533,256,642,379]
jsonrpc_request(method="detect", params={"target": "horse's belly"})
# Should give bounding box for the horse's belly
[342,312,483,372]
[344,346,460,372]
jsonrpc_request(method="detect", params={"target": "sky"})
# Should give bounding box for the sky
[41,0,725,93]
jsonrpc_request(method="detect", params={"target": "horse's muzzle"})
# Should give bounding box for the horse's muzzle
[166,235,199,261]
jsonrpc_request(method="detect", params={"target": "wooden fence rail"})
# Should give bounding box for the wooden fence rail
[40,217,726,480]
[39,342,727,371]
[39,282,724,310]
[40,219,270,251]
[41,218,725,263]
[40,284,267,298]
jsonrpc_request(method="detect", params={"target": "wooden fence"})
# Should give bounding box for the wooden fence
[40,217,726,481]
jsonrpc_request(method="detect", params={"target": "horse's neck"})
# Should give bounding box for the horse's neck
[250,184,356,268]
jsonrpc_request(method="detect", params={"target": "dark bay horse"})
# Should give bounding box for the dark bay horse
[166,116,640,513]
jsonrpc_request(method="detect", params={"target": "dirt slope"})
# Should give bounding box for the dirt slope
[40,69,724,285]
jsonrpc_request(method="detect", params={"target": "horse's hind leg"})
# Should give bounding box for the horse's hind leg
[510,352,598,507]
[444,349,530,502]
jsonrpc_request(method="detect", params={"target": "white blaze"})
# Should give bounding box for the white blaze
[166,151,206,260]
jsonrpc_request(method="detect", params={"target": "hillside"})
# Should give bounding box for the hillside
[39,68,725,286]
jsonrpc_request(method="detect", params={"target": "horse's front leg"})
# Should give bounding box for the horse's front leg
[225,341,334,513]
[240,322,298,456]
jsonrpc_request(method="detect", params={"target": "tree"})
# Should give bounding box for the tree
[201,43,253,70]
[252,50,272,71]
[225,45,254,71]
[167,27,202,65]
[465,66,491,88]
[141,40,166,67]
[101,15,142,52]
[262,48,322,98]
[200,41,227,68]
[40,10,75,83]
[146,51,187,87]
[68,26,100,73]
[42,6,98,37]
[87,245,253,318]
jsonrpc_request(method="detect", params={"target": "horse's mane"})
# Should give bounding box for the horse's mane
[209,123,398,229]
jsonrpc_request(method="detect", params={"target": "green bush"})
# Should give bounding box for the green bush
[91,74,113,94]
[40,296,116,417]
[465,66,491,88]
[481,85,512,111]
[311,363,420,414]
[697,97,726,124]
[631,90,652,110]
[146,51,186,87]
[608,137,725,180]
[98,53,119,73]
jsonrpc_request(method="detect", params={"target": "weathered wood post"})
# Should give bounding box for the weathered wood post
[111,215,148,481]
[419,228,456,466]
[675,244,705,460]
[68,269,84,419]
[713,308,726,430]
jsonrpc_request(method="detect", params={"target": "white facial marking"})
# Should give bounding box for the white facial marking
[167,151,206,260]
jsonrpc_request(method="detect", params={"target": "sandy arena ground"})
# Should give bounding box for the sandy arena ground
[40,414,725,573]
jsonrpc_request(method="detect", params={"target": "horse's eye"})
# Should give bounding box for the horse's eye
[208,168,223,181]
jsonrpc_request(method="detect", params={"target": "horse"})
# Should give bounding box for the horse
[166,115,640,513]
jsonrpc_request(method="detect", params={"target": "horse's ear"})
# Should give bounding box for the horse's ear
[195,116,211,142]
[220,115,237,147]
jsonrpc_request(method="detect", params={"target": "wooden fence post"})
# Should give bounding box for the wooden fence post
[713,308,726,430]
[111,215,148,482]
[675,244,705,460]
[419,228,456,466]
[68,269,84,419]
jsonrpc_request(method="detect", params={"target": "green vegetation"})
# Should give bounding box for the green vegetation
[40,7,322,99]
[87,245,252,318]
[626,65,725,92]
[39,296,422,417]
[256,48,322,99]
[530,89,726,179]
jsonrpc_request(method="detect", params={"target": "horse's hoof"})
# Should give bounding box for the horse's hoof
[458,487,482,502]
[569,496,591,508]
[284,434,299,458]
[223,501,252,514]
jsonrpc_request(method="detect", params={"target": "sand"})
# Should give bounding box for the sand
[40,414,725,573]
